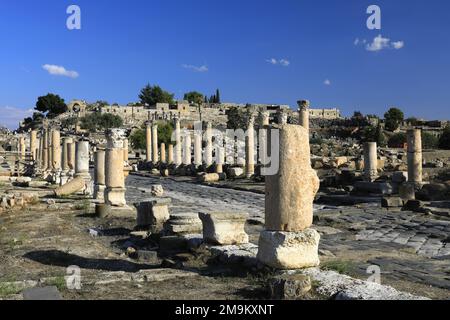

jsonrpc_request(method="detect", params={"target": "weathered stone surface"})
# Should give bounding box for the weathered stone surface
[353,181,395,195]
[257,229,320,269]
[22,286,62,300]
[164,213,203,236]
[199,212,249,245]
[381,197,403,208]
[265,125,319,232]
[135,199,171,231]
[392,171,408,183]
[228,167,244,178]
[197,173,226,182]
[151,185,164,197]
[270,274,312,300]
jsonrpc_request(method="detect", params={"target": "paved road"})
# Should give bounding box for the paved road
[125,174,450,294]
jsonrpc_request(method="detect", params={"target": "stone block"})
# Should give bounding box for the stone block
[257,229,320,269]
[392,171,408,183]
[270,274,312,300]
[228,167,244,178]
[199,212,249,245]
[399,183,415,201]
[381,197,403,208]
[151,185,164,197]
[135,198,171,231]
[164,213,203,236]
[22,286,62,300]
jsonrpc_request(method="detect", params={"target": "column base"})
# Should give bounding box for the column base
[257,229,320,270]
[105,187,127,207]
[93,184,106,200]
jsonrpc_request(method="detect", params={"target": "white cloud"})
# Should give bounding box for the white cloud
[42,64,79,78]
[354,38,360,46]
[266,58,290,67]
[361,35,405,52]
[0,106,34,130]
[392,41,405,49]
[182,64,208,72]
[324,79,331,86]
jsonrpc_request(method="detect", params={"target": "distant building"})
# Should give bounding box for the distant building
[309,108,341,120]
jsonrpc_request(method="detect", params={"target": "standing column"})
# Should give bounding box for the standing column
[30,130,37,161]
[278,110,288,125]
[67,141,76,175]
[105,130,127,207]
[258,112,270,166]
[38,132,44,170]
[194,129,202,167]
[75,140,92,195]
[204,122,213,167]
[60,137,73,185]
[174,118,182,166]
[168,144,174,164]
[123,139,129,163]
[407,129,423,185]
[245,116,255,178]
[160,143,166,164]
[42,128,49,172]
[297,100,310,132]
[183,132,192,166]
[51,129,61,172]
[94,149,106,200]
[19,136,26,160]
[152,123,159,164]
[257,124,320,269]
[47,129,53,171]
[363,142,378,182]
[145,123,152,163]
[215,147,225,174]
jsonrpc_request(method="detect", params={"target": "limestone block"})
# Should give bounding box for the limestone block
[228,167,244,178]
[257,229,320,269]
[135,198,171,231]
[164,213,203,235]
[399,183,415,201]
[381,197,403,208]
[270,274,312,300]
[392,171,408,183]
[151,185,164,197]
[197,173,226,182]
[198,212,249,245]
[54,176,86,197]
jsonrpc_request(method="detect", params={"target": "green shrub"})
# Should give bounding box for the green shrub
[422,131,439,149]
[388,133,407,148]
[439,126,450,150]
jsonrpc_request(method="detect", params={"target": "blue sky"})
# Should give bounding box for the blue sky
[1,0,449,129]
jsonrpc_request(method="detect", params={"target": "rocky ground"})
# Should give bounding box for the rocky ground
[0,174,449,300]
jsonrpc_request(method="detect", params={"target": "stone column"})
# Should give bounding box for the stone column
[145,123,152,163]
[75,140,92,195]
[160,143,166,164]
[261,111,270,126]
[215,147,225,174]
[204,122,213,167]
[259,113,269,166]
[363,142,378,182]
[19,136,26,160]
[47,129,53,171]
[42,129,49,171]
[60,137,73,185]
[123,139,129,163]
[105,129,126,207]
[152,124,159,164]
[297,100,310,132]
[174,118,182,166]
[168,144,174,164]
[51,129,61,171]
[183,132,192,166]
[278,110,288,125]
[68,142,76,173]
[245,116,255,178]
[38,132,44,169]
[30,130,37,161]
[94,149,106,200]
[257,124,321,270]
[407,129,423,185]
[194,128,203,167]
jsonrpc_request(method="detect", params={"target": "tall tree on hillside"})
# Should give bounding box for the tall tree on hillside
[139,84,174,106]
[215,89,221,103]
[384,107,404,132]
[35,93,67,118]
[183,91,204,104]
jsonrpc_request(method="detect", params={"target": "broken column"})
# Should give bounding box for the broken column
[160,143,166,164]
[407,129,423,185]
[364,142,378,182]
[30,130,37,161]
[194,128,203,168]
[297,100,310,132]
[152,123,159,164]
[174,118,182,166]
[182,132,192,166]
[215,146,225,174]
[257,124,320,269]
[60,137,73,185]
[74,140,92,195]
[145,122,152,163]
[123,139,129,163]
[204,122,213,168]
[19,136,26,160]
[245,116,255,178]
[94,149,106,200]
[105,129,127,207]
[168,144,174,164]
[51,129,61,171]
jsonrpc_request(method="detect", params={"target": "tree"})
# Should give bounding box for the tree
[439,126,450,150]
[363,125,386,146]
[226,106,248,130]
[422,131,439,149]
[215,89,221,103]
[35,93,67,118]
[157,121,174,146]
[80,113,123,132]
[384,107,404,132]
[183,91,204,104]
[388,132,407,148]
[139,84,174,106]
[130,129,146,150]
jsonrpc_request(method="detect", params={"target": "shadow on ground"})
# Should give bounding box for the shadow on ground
[23,250,158,272]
